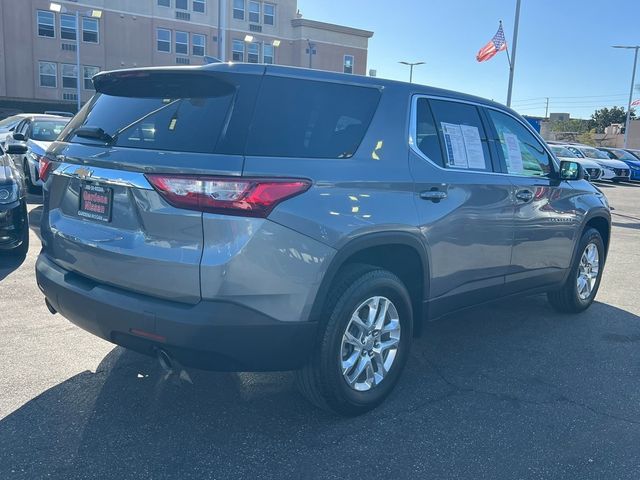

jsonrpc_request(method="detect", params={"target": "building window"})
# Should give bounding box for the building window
[249,1,260,23]
[233,0,245,20]
[192,34,205,56]
[39,62,57,88]
[158,0,171,6]
[60,14,76,41]
[157,28,171,52]
[176,31,189,55]
[247,42,260,63]
[62,64,78,89]
[264,4,275,25]
[83,66,100,89]
[176,0,188,10]
[232,39,244,61]
[37,11,55,38]
[344,55,354,74]
[263,44,274,64]
[193,0,205,13]
[82,17,99,43]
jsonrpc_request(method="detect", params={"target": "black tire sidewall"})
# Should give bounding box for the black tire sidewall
[570,228,604,308]
[321,273,413,412]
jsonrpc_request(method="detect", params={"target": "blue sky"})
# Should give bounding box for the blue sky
[298,0,640,119]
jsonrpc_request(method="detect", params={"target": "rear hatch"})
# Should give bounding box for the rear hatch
[41,66,263,304]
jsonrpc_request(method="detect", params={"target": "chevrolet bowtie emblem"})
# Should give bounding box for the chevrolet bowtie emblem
[74,167,93,179]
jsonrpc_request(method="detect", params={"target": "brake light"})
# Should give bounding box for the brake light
[145,175,311,218]
[39,156,53,182]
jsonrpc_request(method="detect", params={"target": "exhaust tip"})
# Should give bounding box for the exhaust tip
[156,349,173,372]
[45,299,57,315]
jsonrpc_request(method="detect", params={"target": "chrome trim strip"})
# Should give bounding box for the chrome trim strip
[53,162,153,190]
[408,94,560,178]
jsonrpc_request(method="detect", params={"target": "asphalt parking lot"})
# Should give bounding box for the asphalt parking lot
[1,183,639,480]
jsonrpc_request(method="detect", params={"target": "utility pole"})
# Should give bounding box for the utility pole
[545,97,549,118]
[612,45,640,148]
[399,61,425,84]
[506,0,521,107]
[307,39,315,69]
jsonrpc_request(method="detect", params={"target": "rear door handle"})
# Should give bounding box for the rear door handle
[515,189,534,203]
[420,190,448,202]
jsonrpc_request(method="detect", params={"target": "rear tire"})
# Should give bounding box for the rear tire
[296,264,413,416]
[547,228,604,313]
[23,160,38,194]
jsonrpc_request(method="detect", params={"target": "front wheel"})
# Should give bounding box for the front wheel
[548,228,604,313]
[296,265,413,416]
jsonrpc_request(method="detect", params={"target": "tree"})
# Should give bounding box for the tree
[590,106,635,133]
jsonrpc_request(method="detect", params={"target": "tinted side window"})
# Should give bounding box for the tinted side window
[487,109,552,177]
[414,98,444,167]
[246,77,381,158]
[429,100,492,171]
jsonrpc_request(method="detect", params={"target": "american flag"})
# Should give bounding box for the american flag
[631,99,640,107]
[476,23,507,62]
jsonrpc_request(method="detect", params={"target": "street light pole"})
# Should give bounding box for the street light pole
[75,10,81,112]
[506,0,521,107]
[398,61,425,83]
[613,45,640,148]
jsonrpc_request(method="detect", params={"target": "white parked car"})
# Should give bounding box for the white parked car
[0,114,30,148]
[564,144,630,182]
[6,115,69,192]
[549,145,604,181]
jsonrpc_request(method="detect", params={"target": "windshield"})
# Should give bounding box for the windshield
[551,146,577,158]
[581,148,610,160]
[31,120,69,141]
[0,115,23,130]
[611,149,638,161]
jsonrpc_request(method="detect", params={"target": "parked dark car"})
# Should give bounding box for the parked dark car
[36,64,611,415]
[0,141,29,257]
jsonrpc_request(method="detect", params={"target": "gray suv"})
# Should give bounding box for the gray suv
[36,64,611,415]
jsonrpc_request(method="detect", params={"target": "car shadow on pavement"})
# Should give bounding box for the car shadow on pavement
[1,296,640,479]
[0,254,26,280]
[28,206,43,242]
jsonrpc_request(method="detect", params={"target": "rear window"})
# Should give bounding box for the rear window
[246,77,381,158]
[61,72,258,154]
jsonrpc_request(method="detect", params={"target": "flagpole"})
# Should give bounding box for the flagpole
[506,0,521,107]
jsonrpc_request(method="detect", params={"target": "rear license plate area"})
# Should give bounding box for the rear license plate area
[78,182,113,223]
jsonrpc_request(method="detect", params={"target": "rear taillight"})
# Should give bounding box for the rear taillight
[145,175,311,218]
[39,156,53,182]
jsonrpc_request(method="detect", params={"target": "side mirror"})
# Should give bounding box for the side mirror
[6,143,28,155]
[12,133,26,141]
[559,160,585,181]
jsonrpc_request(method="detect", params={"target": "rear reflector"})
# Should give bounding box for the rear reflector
[39,156,53,182]
[145,174,311,218]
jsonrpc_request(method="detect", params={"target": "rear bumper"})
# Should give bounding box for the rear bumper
[36,254,318,371]
[0,200,27,251]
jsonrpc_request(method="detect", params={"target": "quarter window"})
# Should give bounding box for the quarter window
[192,34,206,56]
[247,77,381,158]
[413,98,444,167]
[233,0,245,19]
[193,0,205,12]
[486,109,552,177]
[263,44,274,64]
[247,42,260,63]
[37,11,55,38]
[60,14,76,40]
[82,17,99,43]
[39,62,57,88]
[176,31,189,55]
[249,1,260,23]
[232,39,244,61]
[157,28,171,52]
[83,66,100,89]
[61,64,78,89]
[264,3,275,25]
[429,99,492,171]
[344,55,354,74]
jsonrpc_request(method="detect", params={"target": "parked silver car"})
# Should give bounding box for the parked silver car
[36,64,611,415]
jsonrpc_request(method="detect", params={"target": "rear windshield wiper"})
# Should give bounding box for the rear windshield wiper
[73,126,114,144]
